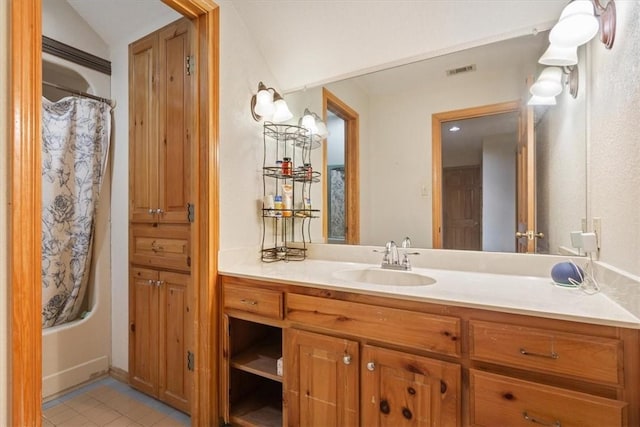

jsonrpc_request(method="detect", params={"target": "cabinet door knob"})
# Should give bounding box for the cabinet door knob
[367,362,375,371]
[343,355,352,365]
[148,209,155,214]
[147,279,155,286]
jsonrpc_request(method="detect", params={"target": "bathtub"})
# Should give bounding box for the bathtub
[42,54,113,400]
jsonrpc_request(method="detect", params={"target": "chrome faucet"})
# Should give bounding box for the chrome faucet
[375,238,418,270]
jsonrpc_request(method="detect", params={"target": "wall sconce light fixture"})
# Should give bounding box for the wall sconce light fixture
[549,0,616,49]
[250,81,293,123]
[530,66,579,100]
[527,95,558,106]
[299,108,329,140]
[529,0,614,105]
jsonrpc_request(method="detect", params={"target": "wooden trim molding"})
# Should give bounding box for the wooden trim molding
[10,1,43,425]
[10,0,219,425]
[322,88,360,244]
[42,36,111,75]
[431,101,520,249]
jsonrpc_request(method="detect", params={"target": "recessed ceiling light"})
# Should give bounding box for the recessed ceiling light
[449,126,461,132]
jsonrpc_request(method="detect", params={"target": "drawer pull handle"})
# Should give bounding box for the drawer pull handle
[520,348,558,359]
[240,299,258,306]
[523,411,561,427]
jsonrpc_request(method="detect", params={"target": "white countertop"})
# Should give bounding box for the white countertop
[219,249,640,329]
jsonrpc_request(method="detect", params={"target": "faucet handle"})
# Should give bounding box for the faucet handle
[401,237,411,248]
[401,251,419,269]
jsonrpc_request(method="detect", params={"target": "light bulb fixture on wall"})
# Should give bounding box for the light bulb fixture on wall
[530,66,579,100]
[250,81,293,123]
[529,0,614,106]
[299,108,329,140]
[549,0,616,50]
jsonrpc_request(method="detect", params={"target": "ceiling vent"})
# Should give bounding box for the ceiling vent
[446,64,477,76]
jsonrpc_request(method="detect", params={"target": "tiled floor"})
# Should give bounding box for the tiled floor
[42,377,190,427]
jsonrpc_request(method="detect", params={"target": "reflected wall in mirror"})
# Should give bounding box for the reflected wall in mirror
[285,31,587,255]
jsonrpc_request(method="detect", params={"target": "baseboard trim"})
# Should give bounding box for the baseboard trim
[109,366,129,385]
[42,356,110,401]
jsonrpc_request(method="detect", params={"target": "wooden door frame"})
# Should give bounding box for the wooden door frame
[8,1,219,425]
[322,88,360,244]
[432,101,519,249]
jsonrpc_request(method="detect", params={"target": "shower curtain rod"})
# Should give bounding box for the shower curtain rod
[43,80,114,106]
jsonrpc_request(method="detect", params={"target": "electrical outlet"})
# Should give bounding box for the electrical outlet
[592,217,602,249]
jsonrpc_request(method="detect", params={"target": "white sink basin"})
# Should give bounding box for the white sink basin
[332,267,436,286]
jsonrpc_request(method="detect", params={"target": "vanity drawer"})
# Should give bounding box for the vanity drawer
[470,370,626,427]
[224,283,283,320]
[130,224,191,272]
[286,293,461,356]
[469,320,622,385]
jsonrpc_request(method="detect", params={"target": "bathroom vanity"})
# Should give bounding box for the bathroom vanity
[218,254,640,427]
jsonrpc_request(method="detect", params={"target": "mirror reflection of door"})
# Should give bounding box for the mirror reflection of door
[323,88,360,244]
[326,111,346,243]
[435,102,524,253]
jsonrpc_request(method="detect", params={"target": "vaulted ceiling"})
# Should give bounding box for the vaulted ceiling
[65,0,566,91]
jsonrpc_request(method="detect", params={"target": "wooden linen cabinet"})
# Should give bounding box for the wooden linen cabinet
[128,17,196,414]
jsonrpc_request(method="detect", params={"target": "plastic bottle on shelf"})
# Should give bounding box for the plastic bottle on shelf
[282,157,292,176]
[273,195,283,217]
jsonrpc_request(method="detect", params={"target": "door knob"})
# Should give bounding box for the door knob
[516,230,544,240]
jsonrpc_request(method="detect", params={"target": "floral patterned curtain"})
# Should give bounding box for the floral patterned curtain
[41,96,111,328]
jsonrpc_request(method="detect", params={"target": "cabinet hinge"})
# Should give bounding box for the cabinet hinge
[187,350,194,371]
[187,203,195,222]
[186,55,195,76]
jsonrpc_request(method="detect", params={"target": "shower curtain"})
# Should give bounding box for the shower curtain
[41,96,111,328]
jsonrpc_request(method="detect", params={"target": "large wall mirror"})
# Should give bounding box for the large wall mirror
[286,30,587,255]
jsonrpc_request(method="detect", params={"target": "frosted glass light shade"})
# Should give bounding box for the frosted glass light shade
[527,95,557,106]
[272,98,293,123]
[549,0,599,47]
[254,88,274,118]
[301,112,318,133]
[530,67,563,97]
[315,120,329,139]
[539,44,578,66]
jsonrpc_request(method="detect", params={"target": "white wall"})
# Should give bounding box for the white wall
[588,1,640,276]
[535,48,587,255]
[42,0,109,59]
[482,134,516,253]
[217,0,282,251]
[0,0,8,422]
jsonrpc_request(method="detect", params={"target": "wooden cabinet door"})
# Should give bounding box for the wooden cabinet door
[284,329,359,427]
[129,268,160,396]
[158,19,193,224]
[129,33,159,223]
[158,271,192,413]
[361,345,460,427]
